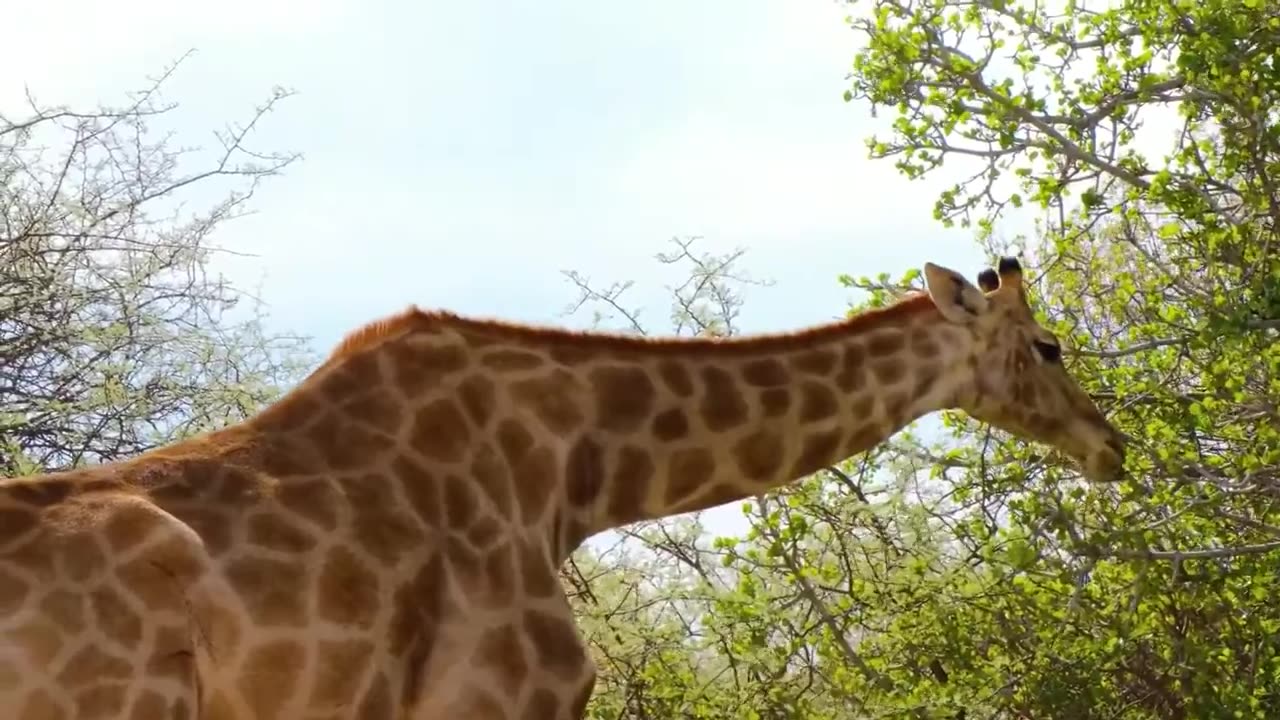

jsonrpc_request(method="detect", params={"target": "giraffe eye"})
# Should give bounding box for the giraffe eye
[1033,340,1062,364]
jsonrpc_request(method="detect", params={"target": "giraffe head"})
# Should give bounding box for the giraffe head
[923,256,1126,482]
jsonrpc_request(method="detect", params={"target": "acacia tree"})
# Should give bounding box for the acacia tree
[0,55,312,476]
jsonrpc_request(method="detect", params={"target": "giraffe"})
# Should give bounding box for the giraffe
[0,256,1125,719]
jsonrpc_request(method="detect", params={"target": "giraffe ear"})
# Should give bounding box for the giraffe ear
[923,262,990,323]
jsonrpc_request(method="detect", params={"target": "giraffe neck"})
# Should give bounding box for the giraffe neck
[562,296,968,545]
[249,294,969,564]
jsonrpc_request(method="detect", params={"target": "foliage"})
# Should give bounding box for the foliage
[567,1,1280,718]
[0,55,312,476]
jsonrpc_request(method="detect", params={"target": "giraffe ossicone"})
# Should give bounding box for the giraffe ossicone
[0,256,1124,719]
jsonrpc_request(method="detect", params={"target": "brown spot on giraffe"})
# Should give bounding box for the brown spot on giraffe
[589,366,655,433]
[317,545,380,628]
[410,399,473,462]
[523,610,585,681]
[458,374,498,428]
[657,359,694,397]
[791,348,837,376]
[651,408,689,441]
[760,387,791,417]
[565,436,605,508]
[607,446,654,521]
[0,258,1125,719]
[664,447,716,505]
[510,370,585,434]
[733,430,784,481]
[472,623,528,688]
[311,639,375,709]
[481,349,545,371]
[699,365,748,431]
[799,380,838,422]
[741,358,789,387]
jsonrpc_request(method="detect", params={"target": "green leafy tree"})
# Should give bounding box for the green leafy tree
[568,1,1280,717]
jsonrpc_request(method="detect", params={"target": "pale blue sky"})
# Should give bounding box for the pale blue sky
[6,0,1035,537]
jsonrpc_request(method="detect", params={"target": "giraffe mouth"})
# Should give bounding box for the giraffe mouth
[1081,433,1126,483]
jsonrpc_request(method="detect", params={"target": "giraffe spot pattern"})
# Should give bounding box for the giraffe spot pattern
[519,541,556,598]
[447,689,507,720]
[608,445,654,522]
[41,589,84,633]
[497,419,535,466]
[913,364,940,402]
[310,413,396,471]
[884,392,911,423]
[443,474,478,530]
[387,341,467,397]
[513,446,557,526]
[388,556,448,692]
[910,327,941,357]
[340,474,424,564]
[791,349,837,376]
[664,448,715,505]
[75,683,127,718]
[589,365,655,433]
[510,371,585,434]
[699,366,748,431]
[20,690,67,719]
[523,610,586,681]
[317,545,380,629]
[549,344,598,366]
[740,358,789,387]
[523,689,560,720]
[866,330,906,357]
[358,669,393,718]
[57,644,132,687]
[835,344,866,392]
[472,623,528,688]
[129,691,166,720]
[410,399,472,463]
[342,388,403,435]
[845,425,883,456]
[651,407,689,441]
[478,542,517,608]
[224,555,308,627]
[760,388,791,417]
[310,639,375,709]
[458,374,498,428]
[657,359,694,397]
[100,503,156,553]
[239,640,306,719]
[799,381,838,422]
[790,428,843,478]
[246,511,316,553]
[0,566,28,617]
[397,455,444,527]
[733,430,784,481]
[565,436,605,508]
[480,349,545,371]
[470,444,514,520]
[871,358,906,385]
[466,515,503,550]
[143,624,191,683]
[90,586,142,647]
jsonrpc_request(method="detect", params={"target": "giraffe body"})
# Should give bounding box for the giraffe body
[0,258,1125,718]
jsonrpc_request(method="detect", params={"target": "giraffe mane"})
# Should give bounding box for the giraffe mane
[318,292,939,370]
